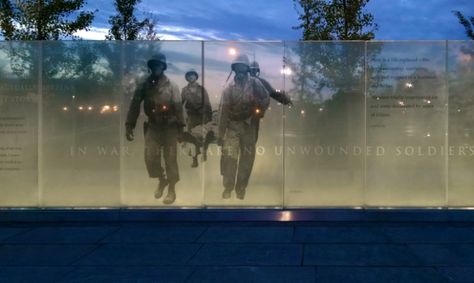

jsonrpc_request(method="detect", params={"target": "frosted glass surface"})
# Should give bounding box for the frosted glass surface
[366,42,447,206]
[283,42,365,207]
[0,40,472,208]
[0,42,39,206]
[203,42,284,207]
[448,41,474,206]
[121,41,204,207]
[41,41,121,206]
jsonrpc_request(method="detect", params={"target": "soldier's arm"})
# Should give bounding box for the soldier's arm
[125,82,144,129]
[181,88,187,106]
[259,77,293,105]
[171,84,185,127]
[202,86,213,116]
[217,88,230,140]
[258,77,275,95]
[253,78,270,110]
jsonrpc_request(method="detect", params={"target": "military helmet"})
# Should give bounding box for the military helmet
[250,61,260,71]
[147,53,167,70]
[185,69,199,80]
[231,54,250,71]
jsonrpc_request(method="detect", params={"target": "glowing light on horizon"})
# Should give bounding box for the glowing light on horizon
[281,67,292,75]
[101,105,111,114]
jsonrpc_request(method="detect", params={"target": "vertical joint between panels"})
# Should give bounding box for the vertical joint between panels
[38,41,44,207]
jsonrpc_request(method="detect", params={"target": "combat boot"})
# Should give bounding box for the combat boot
[155,179,168,199]
[163,183,176,204]
[191,156,198,168]
[235,187,246,200]
[222,186,233,199]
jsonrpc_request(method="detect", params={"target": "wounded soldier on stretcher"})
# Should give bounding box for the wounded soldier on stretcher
[180,111,218,168]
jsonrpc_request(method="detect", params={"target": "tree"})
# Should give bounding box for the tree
[106,0,151,40]
[137,12,160,40]
[288,0,378,149]
[453,11,474,40]
[290,0,377,102]
[293,0,377,40]
[0,1,99,82]
[0,0,95,40]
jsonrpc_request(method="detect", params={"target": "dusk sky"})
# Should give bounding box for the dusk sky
[77,0,474,41]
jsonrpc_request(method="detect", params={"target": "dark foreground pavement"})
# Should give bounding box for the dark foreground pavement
[1,218,474,283]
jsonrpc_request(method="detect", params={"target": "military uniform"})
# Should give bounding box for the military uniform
[250,61,293,106]
[126,74,184,184]
[218,74,269,198]
[181,82,212,131]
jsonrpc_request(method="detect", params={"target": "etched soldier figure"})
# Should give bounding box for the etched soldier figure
[180,69,213,167]
[125,53,185,205]
[181,69,212,131]
[249,61,293,107]
[218,54,270,200]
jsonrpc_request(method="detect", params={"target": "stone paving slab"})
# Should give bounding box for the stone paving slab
[315,267,450,283]
[438,267,474,282]
[0,267,73,283]
[58,266,194,283]
[0,244,97,266]
[197,226,294,243]
[408,244,474,266]
[75,244,200,266]
[294,226,390,243]
[0,220,472,282]
[382,227,474,243]
[0,227,29,242]
[190,244,303,266]
[187,266,316,283]
[304,244,423,266]
[102,226,206,243]
[5,226,117,244]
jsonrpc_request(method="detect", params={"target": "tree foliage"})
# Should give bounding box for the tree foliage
[106,0,155,40]
[293,0,377,40]
[289,0,377,146]
[137,12,160,40]
[290,0,377,102]
[453,11,474,40]
[0,0,95,40]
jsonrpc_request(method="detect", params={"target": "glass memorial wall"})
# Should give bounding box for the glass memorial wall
[366,41,448,206]
[284,41,365,207]
[0,42,39,206]
[0,40,473,208]
[448,41,474,206]
[203,42,284,207]
[41,41,122,206]
[121,41,204,207]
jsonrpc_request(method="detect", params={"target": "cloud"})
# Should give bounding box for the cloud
[89,0,300,40]
[74,27,109,40]
[78,0,474,41]
[157,25,227,40]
